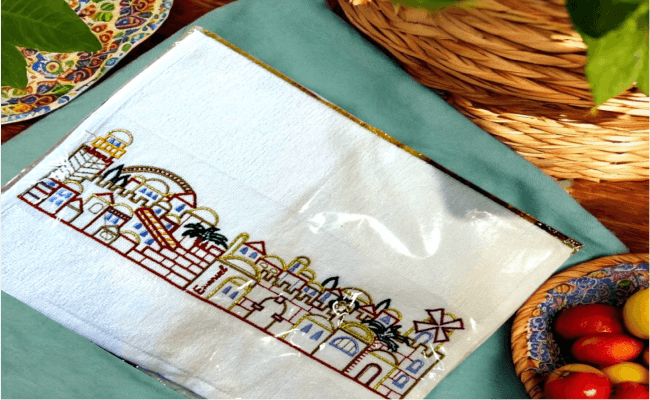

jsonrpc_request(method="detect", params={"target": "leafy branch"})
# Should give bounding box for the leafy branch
[568,0,649,105]
[182,223,229,248]
[1,0,101,88]
[362,320,411,352]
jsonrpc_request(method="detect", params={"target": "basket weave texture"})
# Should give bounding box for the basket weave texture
[511,253,649,398]
[338,0,649,181]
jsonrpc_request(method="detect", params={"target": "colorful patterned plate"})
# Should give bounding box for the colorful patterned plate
[511,254,649,399]
[1,0,172,124]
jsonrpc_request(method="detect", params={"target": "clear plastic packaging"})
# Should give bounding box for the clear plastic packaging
[1,27,580,399]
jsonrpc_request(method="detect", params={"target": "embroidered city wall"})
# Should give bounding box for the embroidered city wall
[18,129,465,399]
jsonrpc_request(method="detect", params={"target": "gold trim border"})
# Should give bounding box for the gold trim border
[185,26,582,253]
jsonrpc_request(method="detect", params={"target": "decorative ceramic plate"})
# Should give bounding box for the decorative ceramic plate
[1,0,173,124]
[511,254,649,399]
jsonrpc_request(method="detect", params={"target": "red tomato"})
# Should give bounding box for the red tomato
[544,364,612,399]
[571,334,644,367]
[554,304,624,340]
[611,382,649,399]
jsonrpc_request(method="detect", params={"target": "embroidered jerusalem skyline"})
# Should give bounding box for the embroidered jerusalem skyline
[18,129,465,399]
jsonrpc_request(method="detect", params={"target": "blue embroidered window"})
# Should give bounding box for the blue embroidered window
[134,223,143,229]
[301,324,313,333]
[175,204,185,212]
[229,291,239,300]
[240,247,248,255]
[105,213,121,224]
[329,336,359,356]
[249,252,258,259]
[145,239,154,245]
[310,330,323,341]
[407,359,424,374]
[222,286,231,294]
[289,262,301,272]
[393,374,410,389]
[414,331,433,345]
[139,231,148,237]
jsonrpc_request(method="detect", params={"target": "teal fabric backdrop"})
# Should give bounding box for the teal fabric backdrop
[1,0,627,397]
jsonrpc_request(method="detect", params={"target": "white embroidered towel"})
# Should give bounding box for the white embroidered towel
[1,27,580,399]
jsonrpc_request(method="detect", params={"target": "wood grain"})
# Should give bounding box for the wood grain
[567,180,649,253]
[2,0,647,254]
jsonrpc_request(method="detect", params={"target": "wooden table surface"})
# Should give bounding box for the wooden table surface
[2,0,648,254]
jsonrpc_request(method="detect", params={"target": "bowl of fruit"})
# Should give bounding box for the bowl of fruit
[512,253,649,399]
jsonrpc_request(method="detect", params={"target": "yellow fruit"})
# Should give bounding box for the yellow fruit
[601,362,650,385]
[623,288,649,339]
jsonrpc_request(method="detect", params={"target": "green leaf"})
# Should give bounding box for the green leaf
[567,0,641,38]
[637,39,649,94]
[1,0,101,53]
[581,2,649,104]
[1,43,28,88]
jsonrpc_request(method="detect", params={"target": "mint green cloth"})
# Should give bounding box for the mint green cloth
[1,292,185,399]
[1,0,627,398]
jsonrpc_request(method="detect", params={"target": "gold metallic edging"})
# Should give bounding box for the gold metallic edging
[185,26,583,253]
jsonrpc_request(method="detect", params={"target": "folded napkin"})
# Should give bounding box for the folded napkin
[1,27,584,398]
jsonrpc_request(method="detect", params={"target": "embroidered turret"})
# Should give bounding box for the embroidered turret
[48,129,133,184]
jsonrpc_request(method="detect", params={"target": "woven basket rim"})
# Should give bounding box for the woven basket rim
[511,253,650,399]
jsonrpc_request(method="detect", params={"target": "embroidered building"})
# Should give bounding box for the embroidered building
[18,129,464,399]
[19,129,225,289]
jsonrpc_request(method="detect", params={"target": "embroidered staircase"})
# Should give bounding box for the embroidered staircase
[135,207,179,249]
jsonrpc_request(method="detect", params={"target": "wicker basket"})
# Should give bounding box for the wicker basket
[338,0,649,182]
[511,253,649,398]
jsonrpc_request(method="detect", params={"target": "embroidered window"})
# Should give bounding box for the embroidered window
[329,336,359,356]
[104,213,120,224]
[222,286,232,294]
[249,252,258,259]
[239,247,248,255]
[134,223,143,229]
[301,324,313,333]
[289,262,301,272]
[393,374,410,389]
[413,331,433,345]
[89,203,104,214]
[406,359,424,374]
[310,330,323,341]
[145,239,154,245]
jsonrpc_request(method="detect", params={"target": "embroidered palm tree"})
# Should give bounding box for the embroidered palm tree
[182,223,228,248]
[362,320,411,352]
